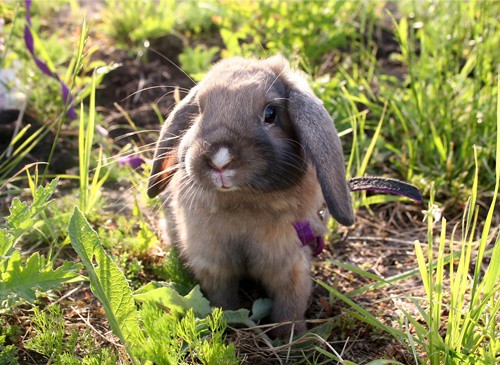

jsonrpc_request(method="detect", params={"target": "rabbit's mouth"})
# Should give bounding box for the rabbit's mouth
[210,169,239,191]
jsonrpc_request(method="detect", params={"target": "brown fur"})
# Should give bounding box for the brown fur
[148,56,354,338]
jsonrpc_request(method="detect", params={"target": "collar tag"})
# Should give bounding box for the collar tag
[293,221,324,256]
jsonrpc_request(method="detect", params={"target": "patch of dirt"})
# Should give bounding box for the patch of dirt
[93,37,195,148]
[4,5,496,364]
[0,111,78,175]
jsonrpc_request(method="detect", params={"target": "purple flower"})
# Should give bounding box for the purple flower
[24,0,76,119]
[118,156,145,169]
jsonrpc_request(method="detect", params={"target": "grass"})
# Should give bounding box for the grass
[25,305,119,364]
[0,0,498,363]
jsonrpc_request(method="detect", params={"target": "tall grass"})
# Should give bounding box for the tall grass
[78,71,109,215]
[385,0,498,200]
[320,78,500,364]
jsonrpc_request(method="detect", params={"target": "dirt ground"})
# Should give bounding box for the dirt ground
[3,10,498,364]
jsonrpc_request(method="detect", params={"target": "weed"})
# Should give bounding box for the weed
[0,321,18,365]
[69,207,240,364]
[1,1,498,363]
[157,247,197,296]
[0,179,81,310]
[25,305,119,365]
[78,72,110,215]
[384,1,498,200]
[179,44,220,81]
[100,0,177,50]
[216,0,379,65]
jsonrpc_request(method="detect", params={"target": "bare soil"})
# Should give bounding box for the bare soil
[2,13,498,365]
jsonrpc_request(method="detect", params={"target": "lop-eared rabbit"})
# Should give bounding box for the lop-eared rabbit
[147,55,354,338]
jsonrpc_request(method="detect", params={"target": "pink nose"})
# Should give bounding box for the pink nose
[209,147,232,171]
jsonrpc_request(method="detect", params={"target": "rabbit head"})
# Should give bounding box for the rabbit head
[148,55,354,226]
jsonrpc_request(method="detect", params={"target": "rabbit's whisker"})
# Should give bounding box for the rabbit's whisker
[121,85,191,103]
[156,90,183,105]
[148,47,197,86]
[266,68,288,94]
[114,129,162,141]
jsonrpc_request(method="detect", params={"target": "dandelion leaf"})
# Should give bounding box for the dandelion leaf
[68,207,141,348]
[0,250,81,303]
[250,298,273,321]
[0,230,12,257]
[5,179,58,242]
[134,283,212,317]
[222,299,272,328]
[222,308,256,328]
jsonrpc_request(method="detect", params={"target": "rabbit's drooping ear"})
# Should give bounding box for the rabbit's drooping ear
[147,87,199,198]
[287,88,355,226]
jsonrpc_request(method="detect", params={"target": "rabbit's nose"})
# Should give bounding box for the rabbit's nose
[208,147,232,172]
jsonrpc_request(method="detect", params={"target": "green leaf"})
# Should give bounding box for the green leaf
[249,298,273,321]
[0,230,13,257]
[318,280,407,343]
[285,319,336,351]
[134,284,212,317]
[223,308,256,328]
[68,207,140,364]
[5,179,58,243]
[222,298,273,328]
[0,250,81,303]
[304,319,335,341]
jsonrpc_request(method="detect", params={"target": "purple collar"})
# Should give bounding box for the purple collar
[293,221,324,256]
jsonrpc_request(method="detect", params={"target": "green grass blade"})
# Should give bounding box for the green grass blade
[78,102,87,209]
[358,102,386,176]
[317,281,407,344]
[472,75,500,298]
[433,219,447,338]
[414,240,430,298]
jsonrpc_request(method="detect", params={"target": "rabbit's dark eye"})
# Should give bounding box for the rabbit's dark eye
[263,106,277,124]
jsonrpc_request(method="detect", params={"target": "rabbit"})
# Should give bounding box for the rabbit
[147,55,354,338]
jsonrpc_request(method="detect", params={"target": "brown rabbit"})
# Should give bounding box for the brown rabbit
[147,55,354,338]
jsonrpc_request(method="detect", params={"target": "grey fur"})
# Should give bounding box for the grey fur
[287,89,355,225]
[147,56,354,338]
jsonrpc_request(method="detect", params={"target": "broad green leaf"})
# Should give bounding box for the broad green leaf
[0,251,81,303]
[221,298,273,328]
[304,319,335,341]
[68,207,140,364]
[249,298,273,321]
[133,281,163,295]
[134,284,212,317]
[223,308,256,328]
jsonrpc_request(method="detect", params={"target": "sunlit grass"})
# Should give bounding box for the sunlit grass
[320,77,500,364]
[0,0,498,363]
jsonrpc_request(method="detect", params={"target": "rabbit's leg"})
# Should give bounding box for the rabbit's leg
[261,254,312,337]
[194,264,241,310]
